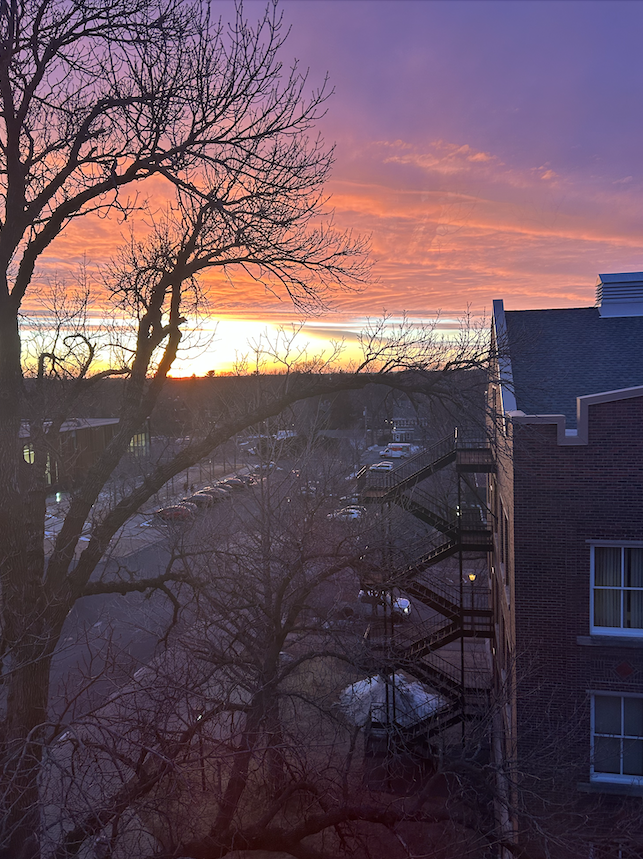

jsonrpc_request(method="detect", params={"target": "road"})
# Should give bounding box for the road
[48,457,350,717]
[48,461,253,716]
[48,442,489,720]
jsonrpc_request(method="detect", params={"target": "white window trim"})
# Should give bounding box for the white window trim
[590,542,643,638]
[590,691,643,785]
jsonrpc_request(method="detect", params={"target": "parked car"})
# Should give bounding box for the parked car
[233,473,255,486]
[358,589,412,620]
[199,486,231,500]
[369,460,394,472]
[182,493,217,508]
[220,477,245,490]
[154,503,197,522]
[327,506,367,521]
[212,483,233,495]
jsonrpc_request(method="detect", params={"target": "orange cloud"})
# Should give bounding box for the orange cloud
[21,135,643,372]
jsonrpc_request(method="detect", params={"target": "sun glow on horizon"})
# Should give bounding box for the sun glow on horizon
[169,314,467,376]
[19,310,476,379]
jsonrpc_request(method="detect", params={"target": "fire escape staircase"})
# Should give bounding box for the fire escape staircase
[356,430,494,500]
[357,431,495,738]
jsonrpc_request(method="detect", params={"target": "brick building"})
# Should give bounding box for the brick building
[490,273,643,858]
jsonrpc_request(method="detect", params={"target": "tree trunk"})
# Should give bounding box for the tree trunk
[0,303,65,856]
[1,641,53,859]
[0,517,66,857]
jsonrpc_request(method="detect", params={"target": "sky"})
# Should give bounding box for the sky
[36,0,643,373]
[278,0,643,313]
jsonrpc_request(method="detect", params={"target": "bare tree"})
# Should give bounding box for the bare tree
[40,454,510,859]
[0,2,493,856]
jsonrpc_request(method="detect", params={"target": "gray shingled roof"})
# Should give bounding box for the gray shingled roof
[504,307,643,426]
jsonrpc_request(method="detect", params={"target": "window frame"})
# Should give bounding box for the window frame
[590,542,643,637]
[591,692,643,785]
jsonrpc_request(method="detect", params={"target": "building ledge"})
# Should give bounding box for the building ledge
[577,635,643,648]
[510,385,643,446]
[578,781,643,797]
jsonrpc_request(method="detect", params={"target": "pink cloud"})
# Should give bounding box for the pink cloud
[23,136,643,329]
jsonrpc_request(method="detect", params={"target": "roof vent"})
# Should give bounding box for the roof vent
[596,272,643,317]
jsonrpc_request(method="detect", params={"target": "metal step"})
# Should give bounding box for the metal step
[400,657,462,699]
[404,579,460,619]
[404,701,464,740]
[402,620,463,657]
[400,645,491,697]
[393,491,456,534]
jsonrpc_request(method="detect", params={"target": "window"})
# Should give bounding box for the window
[591,545,643,635]
[128,431,150,458]
[592,694,643,783]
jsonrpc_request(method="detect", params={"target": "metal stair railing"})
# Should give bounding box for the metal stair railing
[399,618,462,659]
[454,428,490,449]
[397,486,488,528]
[399,700,464,741]
[365,613,455,652]
[402,650,489,701]
[387,434,457,486]
[389,541,460,585]
[453,428,495,473]
[393,487,492,550]
[394,612,490,661]
[401,577,461,619]
[399,577,493,630]
[373,559,462,617]
[401,655,462,700]
[364,622,462,694]
[415,647,490,695]
[377,646,491,705]
[360,434,457,494]
[393,490,457,534]
[357,430,494,496]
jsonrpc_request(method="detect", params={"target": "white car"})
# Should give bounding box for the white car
[327,506,367,521]
[358,589,411,619]
[369,460,394,472]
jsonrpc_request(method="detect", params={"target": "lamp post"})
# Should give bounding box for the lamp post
[468,572,477,619]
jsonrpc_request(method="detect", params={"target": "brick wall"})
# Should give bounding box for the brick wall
[511,395,643,786]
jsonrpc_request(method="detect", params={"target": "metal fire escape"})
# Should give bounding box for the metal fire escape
[355,430,495,743]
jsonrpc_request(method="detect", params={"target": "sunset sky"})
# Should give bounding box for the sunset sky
[39,0,643,373]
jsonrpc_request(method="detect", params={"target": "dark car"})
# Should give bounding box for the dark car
[219,477,245,490]
[154,503,197,522]
[233,473,256,486]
